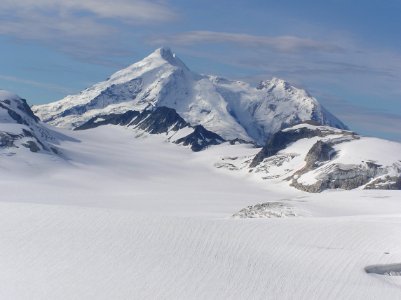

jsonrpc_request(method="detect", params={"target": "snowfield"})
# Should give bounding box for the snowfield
[0,125,401,299]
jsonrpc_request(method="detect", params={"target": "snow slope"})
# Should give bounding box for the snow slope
[0,125,401,299]
[32,48,347,144]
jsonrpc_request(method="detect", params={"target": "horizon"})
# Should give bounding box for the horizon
[1,0,400,142]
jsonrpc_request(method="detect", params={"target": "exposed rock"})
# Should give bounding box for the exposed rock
[304,141,336,168]
[22,141,40,152]
[0,91,61,155]
[250,124,354,168]
[75,111,140,130]
[174,125,225,152]
[0,99,40,125]
[365,263,401,276]
[232,202,296,218]
[365,175,401,190]
[76,106,225,151]
[228,138,256,146]
[242,123,401,192]
[76,107,187,132]
[291,162,385,192]
[0,132,18,148]
[130,107,188,134]
[16,99,40,122]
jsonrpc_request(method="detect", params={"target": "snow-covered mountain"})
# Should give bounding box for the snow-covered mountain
[216,122,401,191]
[0,90,60,155]
[33,47,347,145]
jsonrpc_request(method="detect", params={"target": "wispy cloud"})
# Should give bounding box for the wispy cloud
[149,31,343,53]
[0,0,177,60]
[0,0,177,24]
[149,31,401,101]
[0,74,72,94]
[340,109,401,142]
[302,91,401,142]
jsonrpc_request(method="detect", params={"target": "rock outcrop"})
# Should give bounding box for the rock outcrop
[76,106,225,151]
[224,123,401,192]
[250,123,355,167]
[0,90,60,154]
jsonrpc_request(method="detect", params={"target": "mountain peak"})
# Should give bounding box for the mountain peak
[33,49,347,144]
[155,47,174,59]
[146,47,188,70]
[257,77,290,90]
[0,90,21,102]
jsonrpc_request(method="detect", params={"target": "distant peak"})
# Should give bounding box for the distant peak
[146,47,189,70]
[148,47,175,61]
[256,77,292,91]
[157,47,174,59]
[270,77,288,85]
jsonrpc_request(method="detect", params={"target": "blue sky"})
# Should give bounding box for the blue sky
[1,0,401,141]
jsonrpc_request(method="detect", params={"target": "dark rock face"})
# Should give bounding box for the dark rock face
[75,111,140,130]
[0,132,18,148]
[76,106,225,151]
[228,138,256,146]
[174,125,225,152]
[17,99,40,122]
[22,141,41,152]
[291,163,385,193]
[250,126,348,168]
[75,107,187,132]
[0,127,50,153]
[130,107,188,134]
[0,99,39,125]
[304,141,336,168]
[290,139,386,192]
[365,176,401,190]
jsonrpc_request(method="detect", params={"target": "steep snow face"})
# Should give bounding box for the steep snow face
[33,48,347,144]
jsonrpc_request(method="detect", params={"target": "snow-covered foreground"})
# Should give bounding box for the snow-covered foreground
[1,126,401,299]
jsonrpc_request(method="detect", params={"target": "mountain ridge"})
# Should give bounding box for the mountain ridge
[1,88,400,192]
[32,47,347,145]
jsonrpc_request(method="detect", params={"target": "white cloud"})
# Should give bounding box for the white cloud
[149,31,343,53]
[0,0,177,60]
[0,0,177,23]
